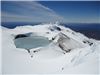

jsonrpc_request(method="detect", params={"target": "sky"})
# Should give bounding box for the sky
[1,1,100,23]
[39,1,100,23]
[1,1,63,23]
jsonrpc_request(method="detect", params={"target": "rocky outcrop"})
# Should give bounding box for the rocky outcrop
[57,33,71,53]
[53,32,83,53]
[15,34,28,39]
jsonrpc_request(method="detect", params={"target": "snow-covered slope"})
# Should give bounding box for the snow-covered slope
[1,23,100,74]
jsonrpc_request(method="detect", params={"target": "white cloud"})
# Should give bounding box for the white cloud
[1,1,65,23]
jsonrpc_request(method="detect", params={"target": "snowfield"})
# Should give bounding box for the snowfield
[1,23,100,74]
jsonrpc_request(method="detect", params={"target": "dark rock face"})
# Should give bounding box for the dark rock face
[57,33,71,53]
[49,26,61,31]
[15,34,28,39]
[55,26,61,31]
[83,40,93,46]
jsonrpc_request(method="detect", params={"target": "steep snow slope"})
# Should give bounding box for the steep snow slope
[1,24,100,74]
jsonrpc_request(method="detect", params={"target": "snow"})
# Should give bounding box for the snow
[1,23,100,74]
[0,25,2,74]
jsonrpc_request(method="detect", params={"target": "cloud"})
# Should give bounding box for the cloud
[1,1,65,23]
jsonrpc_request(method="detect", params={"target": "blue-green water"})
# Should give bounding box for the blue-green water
[14,36,50,50]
